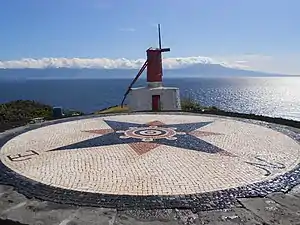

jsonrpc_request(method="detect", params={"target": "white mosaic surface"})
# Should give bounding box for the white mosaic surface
[0,114,299,196]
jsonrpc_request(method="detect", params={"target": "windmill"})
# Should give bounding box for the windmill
[121,24,181,112]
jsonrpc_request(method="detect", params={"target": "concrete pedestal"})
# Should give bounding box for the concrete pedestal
[128,86,181,111]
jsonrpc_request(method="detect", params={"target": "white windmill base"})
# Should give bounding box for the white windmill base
[127,86,181,111]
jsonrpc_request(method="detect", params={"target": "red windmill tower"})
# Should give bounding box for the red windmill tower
[121,24,181,111]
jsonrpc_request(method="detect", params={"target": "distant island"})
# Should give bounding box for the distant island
[1,99,299,133]
[0,63,296,80]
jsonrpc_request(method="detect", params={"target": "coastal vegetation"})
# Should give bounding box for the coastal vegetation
[180,96,220,112]
[95,97,218,114]
[94,98,300,129]
[0,99,299,132]
[0,100,52,132]
[0,100,83,132]
[95,105,130,114]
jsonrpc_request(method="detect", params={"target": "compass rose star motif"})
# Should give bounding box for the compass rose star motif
[49,120,233,156]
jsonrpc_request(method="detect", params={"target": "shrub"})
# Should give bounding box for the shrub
[180,96,203,111]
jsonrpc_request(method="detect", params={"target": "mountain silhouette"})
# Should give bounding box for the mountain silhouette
[0,63,285,80]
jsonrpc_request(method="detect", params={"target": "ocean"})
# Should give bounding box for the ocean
[0,77,300,121]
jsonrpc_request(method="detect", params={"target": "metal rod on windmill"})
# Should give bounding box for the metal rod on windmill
[158,24,170,52]
[158,24,162,49]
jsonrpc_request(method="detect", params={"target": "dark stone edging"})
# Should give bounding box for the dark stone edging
[0,219,27,225]
[0,112,299,211]
[201,110,300,129]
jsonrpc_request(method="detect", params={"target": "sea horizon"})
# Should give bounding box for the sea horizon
[1,77,300,121]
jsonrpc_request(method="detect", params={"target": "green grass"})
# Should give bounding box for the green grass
[96,105,130,114]
[180,97,219,112]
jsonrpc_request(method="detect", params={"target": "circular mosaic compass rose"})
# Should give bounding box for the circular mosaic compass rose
[117,126,186,142]
[0,114,299,211]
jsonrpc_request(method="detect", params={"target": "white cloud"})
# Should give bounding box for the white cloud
[0,56,231,70]
[119,28,136,32]
[0,58,142,69]
[0,55,299,75]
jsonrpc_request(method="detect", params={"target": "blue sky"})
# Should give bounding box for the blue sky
[0,0,299,74]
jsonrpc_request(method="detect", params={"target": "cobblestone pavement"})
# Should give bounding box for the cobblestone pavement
[0,184,299,225]
[0,113,299,224]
